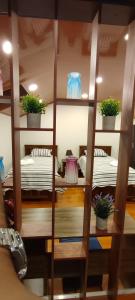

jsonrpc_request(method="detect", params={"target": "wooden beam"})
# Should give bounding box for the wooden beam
[0,0,8,14]
[82,11,99,300]
[10,9,22,231]
[108,20,135,300]
[115,21,135,232]
[51,20,59,300]
[0,96,11,104]
[84,11,99,235]
[6,0,135,25]
[16,0,55,19]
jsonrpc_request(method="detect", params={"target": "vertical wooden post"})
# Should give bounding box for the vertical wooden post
[10,10,21,231]
[115,20,135,231]
[83,11,99,242]
[81,12,99,299]
[108,20,135,300]
[51,19,58,299]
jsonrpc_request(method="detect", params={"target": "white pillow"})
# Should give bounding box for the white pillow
[110,160,118,167]
[21,158,34,165]
[94,148,107,157]
[84,148,107,157]
[31,148,52,157]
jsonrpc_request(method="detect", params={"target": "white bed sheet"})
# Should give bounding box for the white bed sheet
[7,156,61,191]
[78,155,135,189]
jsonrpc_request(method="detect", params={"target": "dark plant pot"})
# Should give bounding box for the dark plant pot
[102,116,116,130]
[27,113,41,128]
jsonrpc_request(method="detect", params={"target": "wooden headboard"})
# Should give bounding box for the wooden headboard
[79,145,112,157]
[25,145,58,156]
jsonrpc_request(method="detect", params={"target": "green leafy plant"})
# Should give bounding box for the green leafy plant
[21,94,46,114]
[99,97,120,116]
[92,193,114,219]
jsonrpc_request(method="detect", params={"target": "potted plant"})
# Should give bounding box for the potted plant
[92,193,114,230]
[99,97,120,130]
[21,93,46,128]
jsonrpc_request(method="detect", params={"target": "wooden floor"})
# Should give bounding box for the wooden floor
[22,188,135,214]
[22,188,85,208]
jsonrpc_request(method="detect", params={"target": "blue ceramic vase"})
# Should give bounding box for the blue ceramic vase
[67,72,82,99]
[0,156,5,182]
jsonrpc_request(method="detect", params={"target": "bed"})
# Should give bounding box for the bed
[3,145,62,201]
[78,145,135,200]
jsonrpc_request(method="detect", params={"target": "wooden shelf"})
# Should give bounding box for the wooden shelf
[55,177,90,187]
[95,129,124,133]
[21,207,133,239]
[17,207,135,239]
[21,208,52,238]
[90,220,120,236]
[0,96,11,104]
[56,98,95,106]
[54,241,86,260]
[90,211,135,236]
[124,213,135,235]
[22,207,84,239]
[0,95,11,99]
[15,127,54,131]
[21,222,52,239]
[90,210,120,236]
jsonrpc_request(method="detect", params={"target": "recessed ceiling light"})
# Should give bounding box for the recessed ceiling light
[96,76,103,84]
[2,40,12,54]
[124,33,129,41]
[28,83,38,92]
[82,93,88,99]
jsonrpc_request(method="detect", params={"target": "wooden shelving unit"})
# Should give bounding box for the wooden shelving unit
[0,95,11,99]
[56,98,95,106]
[90,220,120,237]
[21,222,52,239]
[15,127,54,131]
[0,96,11,104]
[95,129,124,133]
[4,4,135,300]
[54,241,86,260]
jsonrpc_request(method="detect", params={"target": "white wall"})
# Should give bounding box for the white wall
[20,104,120,162]
[0,114,12,176]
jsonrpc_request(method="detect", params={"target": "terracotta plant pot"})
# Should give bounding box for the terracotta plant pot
[96,216,107,230]
[27,113,41,128]
[102,116,116,130]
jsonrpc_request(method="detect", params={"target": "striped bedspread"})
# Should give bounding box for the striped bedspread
[7,156,63,192]
[78,155,135,189]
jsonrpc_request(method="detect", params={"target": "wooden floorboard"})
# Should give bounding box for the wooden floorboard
[22,188,84,208]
